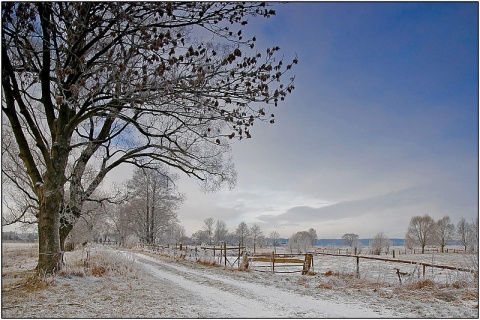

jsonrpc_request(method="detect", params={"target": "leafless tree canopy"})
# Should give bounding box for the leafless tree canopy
[250,223,263,253]
[405,214,436,253]
[236,221,250,247]
[2,2,296,273]
[214,219,228,244]
[125,166,184,244]
[370,232,391,255]
[288,229,317,253]
[435,216,455,253]
[341,233,359,247]
[203,217,215,245]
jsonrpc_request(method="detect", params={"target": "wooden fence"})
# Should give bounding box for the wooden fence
[200,243,246,268]
[315,252,477,282]
[315,247,466,256]
[249,252,314,274]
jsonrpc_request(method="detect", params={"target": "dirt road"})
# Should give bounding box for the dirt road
[134,252,397,318]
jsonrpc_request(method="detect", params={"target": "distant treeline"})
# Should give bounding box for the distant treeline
[315,239,404,247]
[2,231,38,242]
[274,238,462,247]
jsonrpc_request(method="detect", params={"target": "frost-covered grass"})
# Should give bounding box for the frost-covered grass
[2,242,478,318]
[58,245,143,279]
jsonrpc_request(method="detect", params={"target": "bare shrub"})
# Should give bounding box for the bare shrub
[60,247,142,279]
[86,250,140,278]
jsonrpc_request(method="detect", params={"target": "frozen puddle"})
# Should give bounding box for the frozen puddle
[134,252,397,318]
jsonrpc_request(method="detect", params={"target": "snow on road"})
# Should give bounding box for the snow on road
[134,252,397,318]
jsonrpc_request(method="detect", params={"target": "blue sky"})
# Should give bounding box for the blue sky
[111,2,478,239]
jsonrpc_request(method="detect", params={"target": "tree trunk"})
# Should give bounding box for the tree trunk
[37,190,63,274]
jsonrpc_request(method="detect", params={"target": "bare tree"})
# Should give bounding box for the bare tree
[161,220,186,245]
[191,230,209,245]
[236,221,249,247]
[214,219,228,244]
[288,230,315,253]
[106,202,135,246]
[2,2,296,273]
[308,228,318,247]
[250,223,263,254]
[370,232,392,255]
[342,233,359,247]
[405,214,436,253]
[269,230,280,253]
[65,200,108,246]
[203,218,215,245]
[467,217,479,253]
[457,217,470,251]
[126,166,184,244]
[435,216,455,253]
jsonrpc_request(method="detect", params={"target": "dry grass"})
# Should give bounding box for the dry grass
[405,279,436,290]
[2,243,37,268]
[59,248,142,279]
[2,271,55,294]
[314,267,477,305]
[196,259,218,267]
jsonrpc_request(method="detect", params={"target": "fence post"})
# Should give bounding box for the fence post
[393,250,395,259]
[356,256,360,278]
[271,251,275,273]
[238,242,241,268]
[224,242,227,267]
[422,264,426,278]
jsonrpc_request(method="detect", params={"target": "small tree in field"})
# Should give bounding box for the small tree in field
[457,217,471,251]
[405,214,436,254]
[270,230,280,254]
[288,230,315,253]
[214,220,228,245]
[2,2,296,274]
[342,233,359,247]
[435,216,455,253]
[370,232,391,255]
[203,218,215,245]
[250,223,263,254]
[236,221,250,247]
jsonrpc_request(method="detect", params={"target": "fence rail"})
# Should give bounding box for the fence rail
[315,247,467,256]
[315,251,477,281]
[249,252,313,274]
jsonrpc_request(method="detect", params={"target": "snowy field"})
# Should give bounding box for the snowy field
[2,242,478,318]
[248,247,477,286]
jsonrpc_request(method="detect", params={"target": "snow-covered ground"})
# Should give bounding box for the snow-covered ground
[2,243,478,318]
